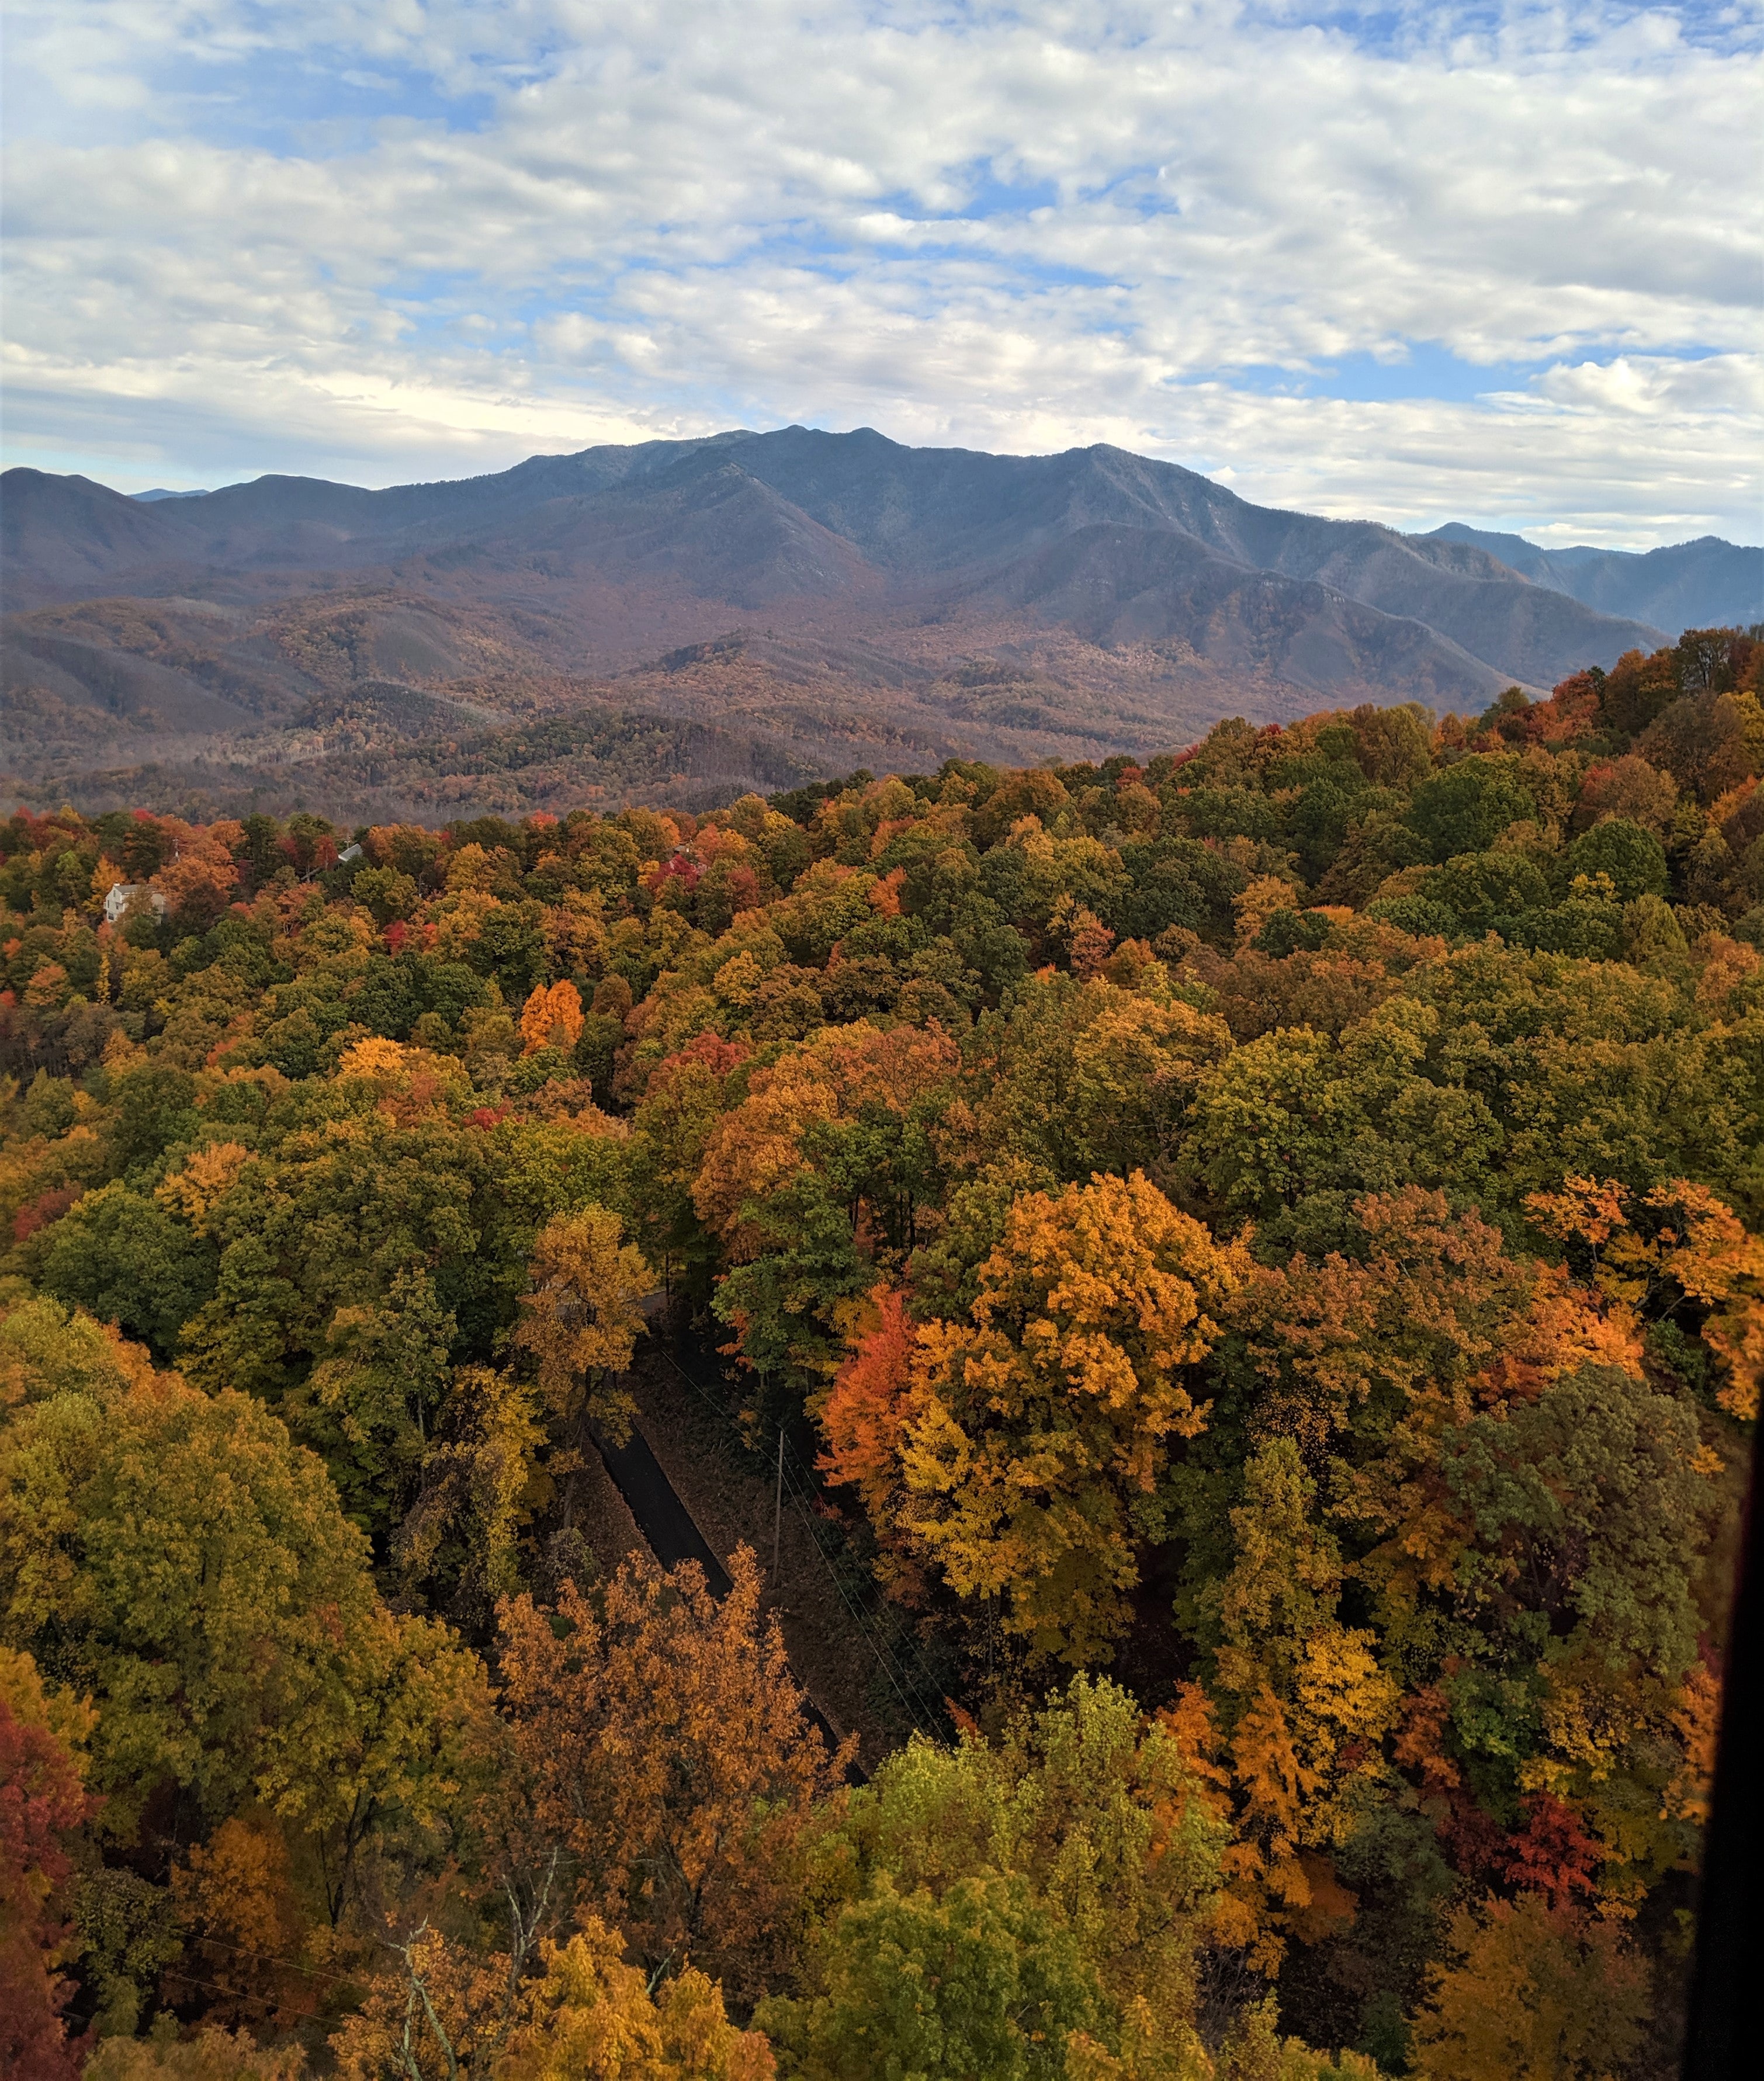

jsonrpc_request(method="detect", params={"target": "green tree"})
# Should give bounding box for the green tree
[0,1303,487,1853]
[1559,818,1668,903]
[1441,1362,1712,1687]
[768,1676,1224,2077]
[180,1102,491,1414]
[1403,759,1537,862]
[1188,998,1499,1220]
[763,1874,1100,2081]
[37,1182,216,1359]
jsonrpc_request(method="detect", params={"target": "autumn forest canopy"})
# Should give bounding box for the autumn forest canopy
[2,625,1761,2080]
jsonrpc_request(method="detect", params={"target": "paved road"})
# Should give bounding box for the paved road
[591,1414,863,1781]
[594,1421,733,1595]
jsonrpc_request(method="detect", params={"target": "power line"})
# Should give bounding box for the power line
[656,1347,933,1737]
[155,1965,329,2020]
[656,1347,935,1715]
[169,1934,362,1986]
[654,1347,948,1742]
[772,1426,948,1735]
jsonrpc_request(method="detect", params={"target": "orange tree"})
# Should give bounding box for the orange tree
[494,1546,850,2002]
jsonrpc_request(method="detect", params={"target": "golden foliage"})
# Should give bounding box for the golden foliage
[337,1036,411,1080]
[520,981,585,1056]
[501,1924,774,2081]
[512,1206,652,1438]
[155,1142,251,1233]
[1662,1659,1721,1826]
[900,1171,1246,1663]
[1411,1894,1648,2081]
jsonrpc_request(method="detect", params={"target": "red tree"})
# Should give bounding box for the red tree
[1,1685,96,2077]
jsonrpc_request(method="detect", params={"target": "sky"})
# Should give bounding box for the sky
[1,1,1759,548]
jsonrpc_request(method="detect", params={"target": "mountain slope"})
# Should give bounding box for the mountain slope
[1422,523,1762,633]
[3,428,1739,817]
[5,431,1679,688]
[701,433,1670,682]
[958,523,1504,708]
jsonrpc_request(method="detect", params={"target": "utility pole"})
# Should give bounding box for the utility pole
[772,1426,785,1588]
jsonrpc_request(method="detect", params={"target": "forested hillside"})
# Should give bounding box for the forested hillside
[2,626,1760,2080]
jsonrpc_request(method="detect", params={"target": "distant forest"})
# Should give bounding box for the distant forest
[2,625,1760,2080]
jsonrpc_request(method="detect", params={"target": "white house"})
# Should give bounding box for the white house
[103,882,168,925]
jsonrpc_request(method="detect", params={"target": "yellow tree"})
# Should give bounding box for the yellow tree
[1169,1438,1409,1971]
[512,1207,653,1441]
[899,1171,1247,1663]
[332,1918,773,2081]
[1411,1893,1647,2081]
[502,1925,774,2081]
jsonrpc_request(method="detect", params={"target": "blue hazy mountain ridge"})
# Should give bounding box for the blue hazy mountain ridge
[4,429,1679,700]
[1421,522,1762,637]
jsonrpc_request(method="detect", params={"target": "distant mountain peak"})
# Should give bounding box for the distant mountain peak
[1417,521,1760,630]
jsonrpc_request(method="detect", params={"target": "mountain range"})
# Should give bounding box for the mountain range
[3,427,1759,819]
[1420,523,1760,636]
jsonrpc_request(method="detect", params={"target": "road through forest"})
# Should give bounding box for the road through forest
[590,1391,862,1778]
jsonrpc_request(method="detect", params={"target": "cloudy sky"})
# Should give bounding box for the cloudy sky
[2,1,1758,546]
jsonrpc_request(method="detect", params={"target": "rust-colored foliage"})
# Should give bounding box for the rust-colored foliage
[693,1021,960,1264]
[0,1651,95,2080]
[1226,1187,1530,1453]
[817,1281,918,1523]
[495,1548,850,2001]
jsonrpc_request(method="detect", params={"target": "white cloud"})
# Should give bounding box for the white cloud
[1,1,1758,543]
